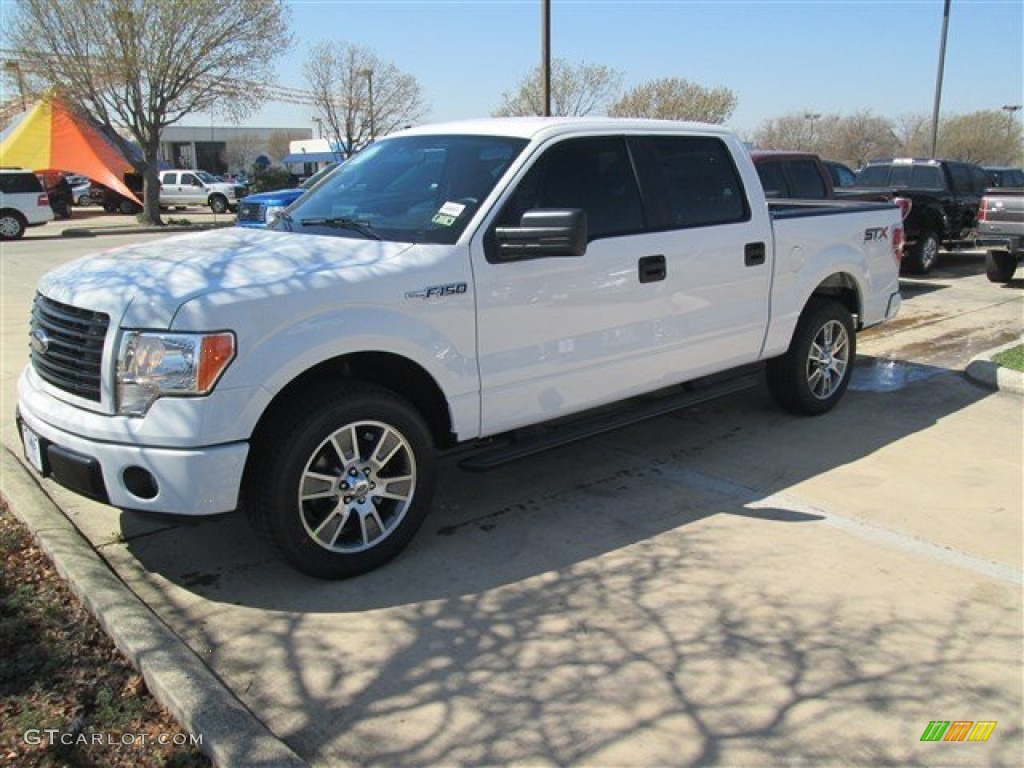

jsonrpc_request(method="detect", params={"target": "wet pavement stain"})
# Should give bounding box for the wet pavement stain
[849,357,948,392]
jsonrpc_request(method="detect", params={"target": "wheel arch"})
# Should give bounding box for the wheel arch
[809,271,861,326]
[249,351,456,454]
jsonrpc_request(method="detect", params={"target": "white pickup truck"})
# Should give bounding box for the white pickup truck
[17,118,904,578]
[158,170,246,213]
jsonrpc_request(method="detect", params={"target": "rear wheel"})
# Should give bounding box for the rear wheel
[904,230,940,274]
[248,383,436,579]
[985,250,1017,283]
[768,299,856,416]
[0,211,27,240]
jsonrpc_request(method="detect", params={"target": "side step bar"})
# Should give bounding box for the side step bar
[458,369,761,472]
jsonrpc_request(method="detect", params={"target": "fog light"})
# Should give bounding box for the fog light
[123,466,159,500]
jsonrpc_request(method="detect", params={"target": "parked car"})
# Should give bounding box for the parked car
[751,151,899,208]
[67,175,97,206]
[236,162,339,228]
[976,186,1024,283]
[983,166,1024,189]
[98,172,146,215]
[17,118,904,579]
[158,170,246,213]
[852,158,989,274]
[0,168,53,239]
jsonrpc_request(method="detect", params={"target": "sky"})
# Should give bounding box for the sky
[183,0,1024,139]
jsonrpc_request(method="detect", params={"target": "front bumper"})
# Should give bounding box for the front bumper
[16,384,249,516]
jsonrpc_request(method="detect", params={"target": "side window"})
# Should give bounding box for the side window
[495,136,644,240]
[632,135,748,228]
[755,162,788,199]
[181,173,198,186]
[788,159,828,199]
[163,173,177,185]
[948,163,971,194]
[967,165,989,194]
[833,164,857,187]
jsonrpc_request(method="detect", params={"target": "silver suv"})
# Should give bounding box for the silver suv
[0,169,54,239]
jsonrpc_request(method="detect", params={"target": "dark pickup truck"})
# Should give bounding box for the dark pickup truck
[852,158,989,274]
[976,186,1024,283]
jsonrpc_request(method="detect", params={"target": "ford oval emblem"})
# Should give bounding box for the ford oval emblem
[29,327,49,355]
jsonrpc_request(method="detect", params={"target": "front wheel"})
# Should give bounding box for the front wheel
[248,383,436,579]
[209,195,229,214]
[904,230,940,275]
[767,299,856,416]
[985,250,1017,283]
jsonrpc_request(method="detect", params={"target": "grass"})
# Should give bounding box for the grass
[0,500,209,768]
[992,344,1024,372]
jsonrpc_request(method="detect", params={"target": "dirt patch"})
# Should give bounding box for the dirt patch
[0,501,210,767]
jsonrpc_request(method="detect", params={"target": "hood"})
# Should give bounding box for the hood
[241,187,303,204]
[38,228,415,328]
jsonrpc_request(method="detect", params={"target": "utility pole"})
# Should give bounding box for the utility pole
[361,69,375,141]
[929,0,951,158]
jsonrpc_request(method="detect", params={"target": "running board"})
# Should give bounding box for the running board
[458,370,760,472]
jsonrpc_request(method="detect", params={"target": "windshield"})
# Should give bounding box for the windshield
[300,162,339,190]
[275,134,528,244]
[195,171,219,184]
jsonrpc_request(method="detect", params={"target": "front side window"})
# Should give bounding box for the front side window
[494,136,645,241]
[278,134,527,244]
[181,173,199,186]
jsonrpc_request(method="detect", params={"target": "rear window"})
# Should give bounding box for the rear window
[0,172,43,194]
[856,163,944,190]
[788,159,828,199]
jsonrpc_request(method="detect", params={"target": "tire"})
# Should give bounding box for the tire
[248,383,436,579]
[209,195,229,214]
[118,199,138,215]
[985,250,1017,284]
[0,211,27,240]
[904,230,940,275]
[767,299,856,416]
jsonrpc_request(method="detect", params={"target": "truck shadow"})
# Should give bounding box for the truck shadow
[119,356,991,611]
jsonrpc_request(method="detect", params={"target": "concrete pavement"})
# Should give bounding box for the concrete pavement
[1,232,1021,767]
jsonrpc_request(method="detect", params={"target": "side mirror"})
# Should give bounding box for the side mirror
[494,209,587,260]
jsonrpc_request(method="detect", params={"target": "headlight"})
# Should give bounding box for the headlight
[117,331,235,416]
[264,204,287,223]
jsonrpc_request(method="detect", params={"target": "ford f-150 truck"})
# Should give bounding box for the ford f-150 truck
[976,186,1024,283]
[852,157,988,274]
[16,118,904,578]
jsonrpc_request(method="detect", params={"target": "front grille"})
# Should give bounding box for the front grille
[237,201,266,224]
[30,294,109,402]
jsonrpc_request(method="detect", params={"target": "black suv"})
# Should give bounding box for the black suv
[854,158,989,274]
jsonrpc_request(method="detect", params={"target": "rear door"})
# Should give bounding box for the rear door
[471,133,772,436]
[160,173,181,205]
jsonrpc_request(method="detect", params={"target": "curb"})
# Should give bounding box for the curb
[0,446,308,768]
[964,339,1024,395]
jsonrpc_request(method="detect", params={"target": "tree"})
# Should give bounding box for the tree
[752,113,820,152]
[493,59,622,117]
[304,41,427,158]
[938,110,1023,165]
[266,129,311,164]
[822,111,900,168]
[9,0,292,224]
[225,133,265,175]
[609,77,736,123]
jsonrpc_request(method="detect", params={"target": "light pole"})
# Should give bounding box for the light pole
[5,61,26,111]
[929,0,952,158]
[1002,104,1022,140]
[541,0,551,116]
[312,116,323,139]
[804,112,821,150]
[360,69,375,142]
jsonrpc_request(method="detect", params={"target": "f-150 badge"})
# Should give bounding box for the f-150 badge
[405,282,468,300]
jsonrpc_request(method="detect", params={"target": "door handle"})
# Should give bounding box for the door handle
[638,254,666,283]
[745,242,766,266]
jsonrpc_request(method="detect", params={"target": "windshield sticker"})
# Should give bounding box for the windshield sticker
[439,201,467,217]
[431,213,457,227]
